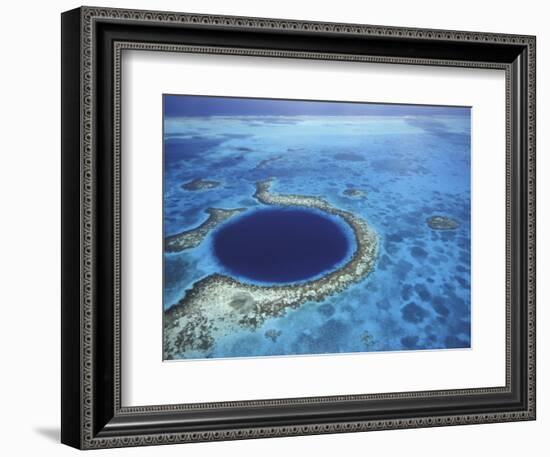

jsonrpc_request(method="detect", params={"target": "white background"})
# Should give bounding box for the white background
[0,0,546,456]
[123,52,505,405]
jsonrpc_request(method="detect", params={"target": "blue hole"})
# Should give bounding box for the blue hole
[213,208,352,284]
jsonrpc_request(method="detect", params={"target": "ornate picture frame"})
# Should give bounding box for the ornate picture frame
[61,6,536,449]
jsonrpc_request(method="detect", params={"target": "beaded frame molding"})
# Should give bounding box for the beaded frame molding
[61,6,536,450]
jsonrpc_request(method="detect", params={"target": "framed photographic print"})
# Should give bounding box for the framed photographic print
[61,6,536,449]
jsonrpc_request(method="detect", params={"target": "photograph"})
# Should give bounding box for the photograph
[162,95,472,360]
[57,4,537,449]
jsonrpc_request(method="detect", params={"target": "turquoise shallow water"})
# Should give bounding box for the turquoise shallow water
[163,111,471,358]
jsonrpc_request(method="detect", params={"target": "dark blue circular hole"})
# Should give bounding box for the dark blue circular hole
[213,208,351,284]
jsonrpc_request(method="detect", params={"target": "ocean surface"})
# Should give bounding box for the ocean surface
[163,110,471,358]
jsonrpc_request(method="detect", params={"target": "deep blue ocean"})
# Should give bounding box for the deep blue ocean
[163,103,471,358]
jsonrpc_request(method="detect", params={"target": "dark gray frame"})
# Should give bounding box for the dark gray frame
[61,6,536,449]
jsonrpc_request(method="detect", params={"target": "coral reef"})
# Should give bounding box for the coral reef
[181,178,221,191]
[163,179,378,359]
[361,330,375,348]
[253,155,283,170]
[343,188,367,199]
[165,208,246,253]
[427,215,459,230]
[265,329,282,342]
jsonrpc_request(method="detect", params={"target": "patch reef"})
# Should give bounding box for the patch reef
[426,215,459,230]
[181,178,221,191]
